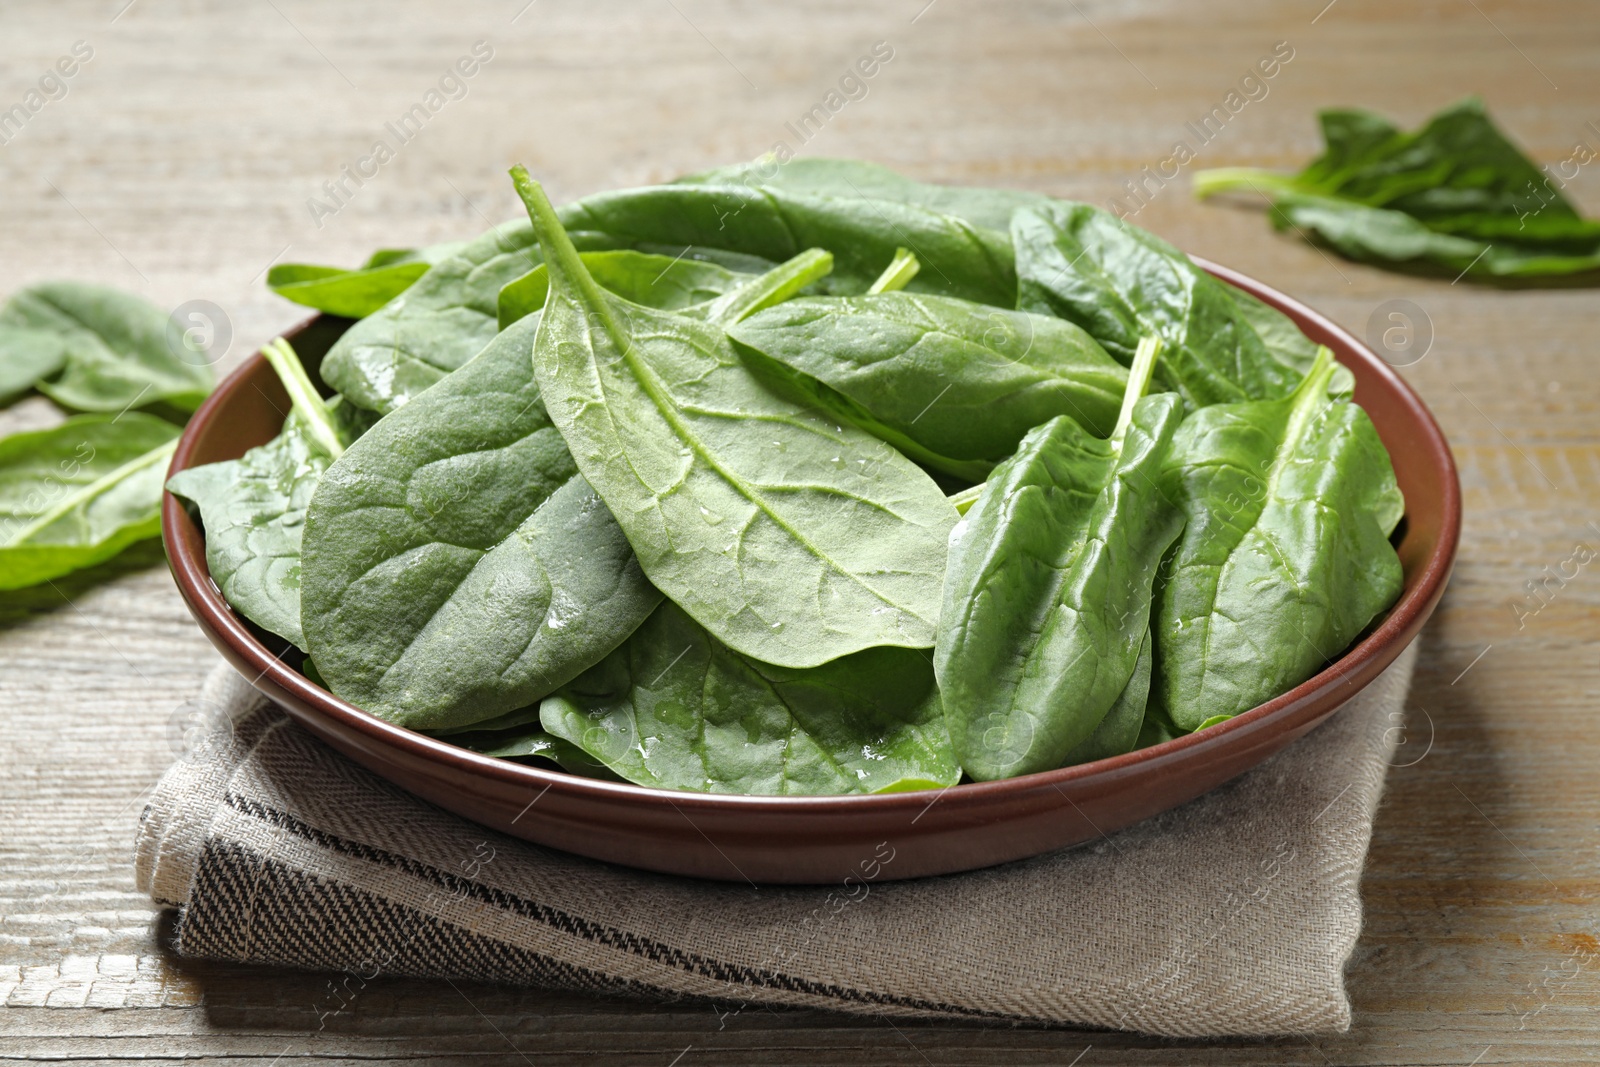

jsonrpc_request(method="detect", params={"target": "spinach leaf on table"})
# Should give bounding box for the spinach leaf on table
[515,168,955,669]
[165,339,371,650]
[0,282,214,413]
[541,599,958,795]
[301,313,662,731]
[267,242,465,319]
[935,338,1184,781]
[0,412,181,589]
[1151,346,1404,731]
[728,293,1128,481]
[0,328,69,404]
[1193,97,1600,279]
[1246,191,1600,279]
[497,249,759,329]
[1012,202,1308,409]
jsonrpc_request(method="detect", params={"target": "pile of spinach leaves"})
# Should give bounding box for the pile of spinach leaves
[0,281,215,590]
[171,158,1405,794]
[1193,97,1600,279]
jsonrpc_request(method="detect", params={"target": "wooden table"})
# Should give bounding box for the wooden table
[2,1,1595,1061]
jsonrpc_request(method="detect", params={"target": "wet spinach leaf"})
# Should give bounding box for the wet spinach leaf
[1151,347,1404,731]
[1193,97,1600,278]
[301,313,661,731]
[0,412,180,589]
[1012,202,1308,409]
[0,282,213,413]
[541,599,958,795]
[935,338,1184,780]
[515,168,955,669]
[728,292,1128,480]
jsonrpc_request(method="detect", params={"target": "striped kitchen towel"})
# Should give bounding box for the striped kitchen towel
[134,645,1414,1036]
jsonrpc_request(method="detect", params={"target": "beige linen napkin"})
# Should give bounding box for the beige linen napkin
[135,645,1413,1036]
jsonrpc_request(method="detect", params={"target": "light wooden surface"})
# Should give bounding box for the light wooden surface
[1,1,1596,1062]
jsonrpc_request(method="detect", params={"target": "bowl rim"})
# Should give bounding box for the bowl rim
[162,256,1460,815]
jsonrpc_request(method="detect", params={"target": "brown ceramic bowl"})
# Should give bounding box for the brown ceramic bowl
[162,260,1459,884]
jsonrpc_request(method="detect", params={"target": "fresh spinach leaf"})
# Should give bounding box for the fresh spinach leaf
[1151,346,1404,731]
[301,313,662,731]
[1135,700,1178,749]
[428,715,625,778]
[0,328,69,403]
[540,599,958,795]
[497,249,758,329]
[0,412,180,589]
[728,293,1128,480]
[1259,191,1600,278]
[1193,97,1600,278]
[677,157,1051,231]
[562,182,1018,306]
[1221,281,1353,394]
[267,241,465,319]
[1059,628,1152,767]
[318,219,631,414]
[0,282,214,413]
[1012,202,1306,408]
[436,723,562,760]
[935,338,1184,780]
[323,170,1019,414]
[166,409,339,649]
[166,339,369,649]
[515,168,955,669]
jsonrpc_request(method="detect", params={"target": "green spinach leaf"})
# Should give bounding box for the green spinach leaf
[0,328,69,403]
[424,704,620,776]
[267,243,465,319]
[497,249,758,329]
[676,157,1050,232]
[935,338,1184,780]
[1059,628,1152,767]
[301,313,662,731]
[165,339,369,649]
[728,293,1128,480]
[322,170,1019,414]
[0,282,214,413]
[319,219,631,414]
[1193,97,1600,278]
[1012,202,1306,408]
[165,408,350,649]
[541,599,958,795]
[515,168,955,669]
[562,182,1017,306]
[1152,346,1404,731]
[0,412,180,589]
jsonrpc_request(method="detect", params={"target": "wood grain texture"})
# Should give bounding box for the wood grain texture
[1,0,1596,1062]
